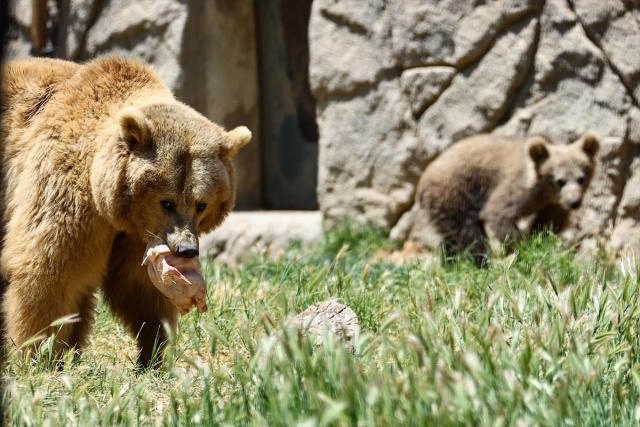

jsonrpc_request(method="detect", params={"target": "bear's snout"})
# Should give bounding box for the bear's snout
[166,227,199,258]
[569,198,581,209]
[560,181,585,211]
[175,243,199,258]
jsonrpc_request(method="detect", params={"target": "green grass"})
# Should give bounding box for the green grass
[4,224,640,426]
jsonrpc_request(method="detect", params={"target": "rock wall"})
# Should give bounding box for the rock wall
[310,0,640,254]
[7,0,188,90]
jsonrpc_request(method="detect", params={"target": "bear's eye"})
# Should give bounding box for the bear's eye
[577,176,585,186]
[555,179,566,188]
[196,202,207,213]
[161,200,176,212]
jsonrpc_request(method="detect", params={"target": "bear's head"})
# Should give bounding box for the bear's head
[526,131,600,210]
[91,103,251,257]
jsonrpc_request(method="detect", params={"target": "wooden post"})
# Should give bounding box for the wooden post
[30,0,51,56]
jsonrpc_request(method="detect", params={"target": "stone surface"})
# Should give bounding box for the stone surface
[610,155,640,253]
[310,0,640,256]
[287,300,359,353]
[390,0,541,68]
[574,0,640,104]
[415,15,538,161]
[200,211,323,264]
[309,0,394,100]
[400,67,456,118]
[199,1,261,209]
[316,79,422,227]
[7,0,188,91]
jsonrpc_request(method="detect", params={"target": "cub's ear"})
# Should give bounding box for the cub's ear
[526,136,550,165]
[118,106,150,151]
[223,126,252,159]
[577,131,600,158]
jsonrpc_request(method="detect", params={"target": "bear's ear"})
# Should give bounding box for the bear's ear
[118,106,150,151]
[577,131,600,158]
[223,126,252,159]
[526,136,550,165]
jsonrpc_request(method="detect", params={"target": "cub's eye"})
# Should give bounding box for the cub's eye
[161,200,176,211]
[196,202,207,213]
[577,176,585,185]
[555,179,566,188]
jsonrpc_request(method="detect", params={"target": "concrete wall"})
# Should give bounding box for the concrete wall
[180,1,262,209]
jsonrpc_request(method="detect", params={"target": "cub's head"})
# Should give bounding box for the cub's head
[92,103,251,257]
[526,131,600,210]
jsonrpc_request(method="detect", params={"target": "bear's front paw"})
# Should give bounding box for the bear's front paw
[142,237,208,314]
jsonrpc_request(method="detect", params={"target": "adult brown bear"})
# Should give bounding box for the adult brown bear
[0,56,251,366]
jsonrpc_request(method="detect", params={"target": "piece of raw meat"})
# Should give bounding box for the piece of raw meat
[142,237,208,314]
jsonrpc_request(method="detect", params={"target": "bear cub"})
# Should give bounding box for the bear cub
[412,132,600,264]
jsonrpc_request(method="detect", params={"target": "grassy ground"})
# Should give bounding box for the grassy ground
[3,224,640,426]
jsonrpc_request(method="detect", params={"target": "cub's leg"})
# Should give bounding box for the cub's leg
[102,233,178,368]
[529,204,570,234]
[439,214,488,265]
[481,214,522,245]
[480,185,525,245]
[420,183,489,264]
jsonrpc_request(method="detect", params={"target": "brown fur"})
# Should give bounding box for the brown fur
[414,132,600,264]
[0,57,251,366]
